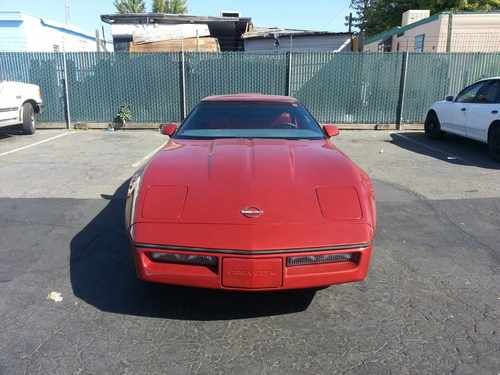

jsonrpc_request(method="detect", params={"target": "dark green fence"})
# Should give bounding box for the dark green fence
[66,53,181,122]
[291,52,403,123]
[403,53,500,123]
[185,52,288,113]
[1,51,500,125]
[0,52,65,122]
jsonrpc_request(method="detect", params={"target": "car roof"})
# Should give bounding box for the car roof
[201,93,299,104]
[476,76,500,83]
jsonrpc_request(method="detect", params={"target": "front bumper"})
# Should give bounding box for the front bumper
[132,243,373,291]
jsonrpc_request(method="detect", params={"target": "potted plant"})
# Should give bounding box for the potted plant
[114,104,132,129]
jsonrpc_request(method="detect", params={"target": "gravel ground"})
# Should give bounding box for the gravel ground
[0,128,498,375]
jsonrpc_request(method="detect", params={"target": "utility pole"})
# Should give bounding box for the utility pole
[446,12,453,53]
[348,12,353,33]
[64,0,71,24]
[63,0,72,129]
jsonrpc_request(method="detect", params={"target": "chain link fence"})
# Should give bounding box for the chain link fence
[1,51,500,126]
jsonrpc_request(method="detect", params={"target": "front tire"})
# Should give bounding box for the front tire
[424,112,443,139]
[488,124,500,162]
[22,103,36,135]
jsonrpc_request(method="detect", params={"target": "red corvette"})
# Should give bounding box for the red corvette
[125,94,376,291]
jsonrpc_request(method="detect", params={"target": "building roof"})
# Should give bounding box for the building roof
[243,27,351,40]
[100,13,251,25]
[364,13,440,45]
[365,10,500,45]
[202,94,298,104]
[101,13,252,52]
[0,11,97,41]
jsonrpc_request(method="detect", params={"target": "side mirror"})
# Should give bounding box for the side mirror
[160,123,178,136]
[323,124,340,138]
[445,95,454,102]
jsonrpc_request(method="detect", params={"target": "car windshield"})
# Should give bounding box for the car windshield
[174,101,325,140]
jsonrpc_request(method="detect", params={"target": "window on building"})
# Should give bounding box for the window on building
[415,34,425,53]
[382,37,392,52]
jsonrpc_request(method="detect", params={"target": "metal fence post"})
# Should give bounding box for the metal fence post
[285,51,292,96]
[179,50,187,121]
[62,50,72,129]
[396,51,409,129]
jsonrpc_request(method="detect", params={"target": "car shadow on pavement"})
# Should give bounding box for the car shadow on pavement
[389,132,500,170]
[0,125,24,139]
[70,181,315,321]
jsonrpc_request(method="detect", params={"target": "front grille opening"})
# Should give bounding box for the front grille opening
[286,252,359,267]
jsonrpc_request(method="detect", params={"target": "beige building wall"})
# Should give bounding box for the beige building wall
[363,12,500,53]
[393,16,445,52]
[450,13,500,52]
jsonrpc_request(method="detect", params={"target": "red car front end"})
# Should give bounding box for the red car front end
[125,95,376,291]
[133,244,372,291]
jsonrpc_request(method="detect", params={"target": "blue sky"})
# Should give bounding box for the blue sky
[1,0,352,38]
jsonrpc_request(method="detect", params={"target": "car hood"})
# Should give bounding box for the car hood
[137,138,368,226]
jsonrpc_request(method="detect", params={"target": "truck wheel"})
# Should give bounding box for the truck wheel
[22,103,36,135]
[424,112,443,139]
[488,124,500,162]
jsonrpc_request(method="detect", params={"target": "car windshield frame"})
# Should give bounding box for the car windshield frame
[173,101,326,140]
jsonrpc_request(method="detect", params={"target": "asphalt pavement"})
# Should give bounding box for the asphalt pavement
[0,127,498,375]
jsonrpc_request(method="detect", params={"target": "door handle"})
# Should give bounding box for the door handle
[461,107,467,111]
[492,110,499,114]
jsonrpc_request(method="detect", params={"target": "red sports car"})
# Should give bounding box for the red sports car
[125,94,376,291]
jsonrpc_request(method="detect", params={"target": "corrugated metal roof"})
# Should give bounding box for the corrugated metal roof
[101,13,252,25]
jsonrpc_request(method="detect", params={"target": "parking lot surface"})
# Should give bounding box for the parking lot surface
[0,128,499,375]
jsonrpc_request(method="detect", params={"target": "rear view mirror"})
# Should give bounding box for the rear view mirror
[323,124,340,138]
[445,95,454,102]
[160,123,178,136]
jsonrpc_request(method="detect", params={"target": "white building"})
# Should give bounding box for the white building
[243,28,352,53]
[0,11,111,52]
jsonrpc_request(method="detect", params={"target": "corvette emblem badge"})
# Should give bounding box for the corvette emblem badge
[240,206,263,218]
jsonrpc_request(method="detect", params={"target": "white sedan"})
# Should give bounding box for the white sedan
[425,77,500,160]
[0,81,43,134]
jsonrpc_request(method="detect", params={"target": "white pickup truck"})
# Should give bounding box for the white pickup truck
[0,81,43,134]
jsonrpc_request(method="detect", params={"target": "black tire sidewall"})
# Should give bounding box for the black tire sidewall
[22,103,35,135]
[488,125,500,161]
[425,112,442,139]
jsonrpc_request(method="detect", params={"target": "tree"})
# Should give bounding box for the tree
[152,0,166,12]
[152,0,188,13]
[114,0,146,13]
[348,0,373,34]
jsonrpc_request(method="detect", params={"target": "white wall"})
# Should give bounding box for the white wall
[22,14,98,52]
[244,35,352,53]
[0,14,26,51]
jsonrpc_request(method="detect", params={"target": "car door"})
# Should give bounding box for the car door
[465,80,500,143]
[447,81,488,137]
[0,82,20,125]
